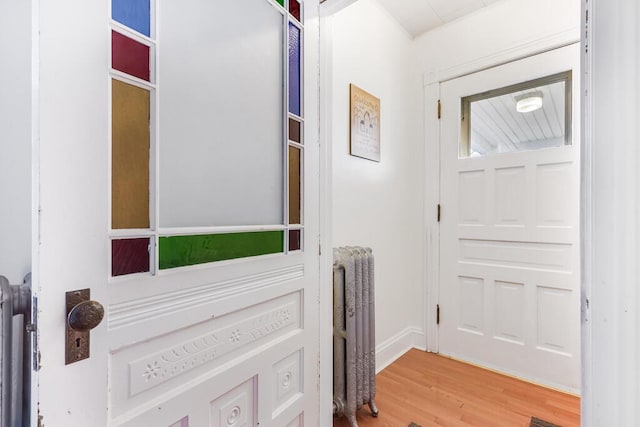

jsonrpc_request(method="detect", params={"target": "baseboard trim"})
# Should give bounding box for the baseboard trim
[440,353,580,396]
[376,327,426,373]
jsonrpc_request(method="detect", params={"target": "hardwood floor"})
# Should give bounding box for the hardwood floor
[333,349,580,427]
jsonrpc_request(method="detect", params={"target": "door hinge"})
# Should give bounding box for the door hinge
[437,204,441,222]
[437,99,442,119]
[436,304,440,325]
[31,294,39,371]
[316,352,321,392]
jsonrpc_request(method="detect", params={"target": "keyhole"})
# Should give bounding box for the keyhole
[75,337,81,348]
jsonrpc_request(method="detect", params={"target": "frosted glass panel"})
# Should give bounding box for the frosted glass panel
[158,0,284,227]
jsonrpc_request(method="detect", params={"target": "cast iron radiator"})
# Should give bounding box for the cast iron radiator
[333,247,378,427]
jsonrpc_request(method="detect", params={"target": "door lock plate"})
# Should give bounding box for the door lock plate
[65,289,91,364]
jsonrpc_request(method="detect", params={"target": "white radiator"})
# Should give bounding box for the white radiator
[333,247,378,427]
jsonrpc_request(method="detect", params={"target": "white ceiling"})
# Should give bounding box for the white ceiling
[375,0,503,37]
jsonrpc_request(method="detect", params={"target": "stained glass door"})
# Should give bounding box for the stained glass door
[36,0,320,425]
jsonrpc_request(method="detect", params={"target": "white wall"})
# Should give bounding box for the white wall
[413,0,580,80]
[0,0,32,284]
[327,0,581,369]
[329,0,426,368]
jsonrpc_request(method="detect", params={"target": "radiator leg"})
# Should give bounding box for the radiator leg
[368,399,379,417]
[346,413,358,427]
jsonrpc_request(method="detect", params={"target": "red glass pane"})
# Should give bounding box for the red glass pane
[112,30,150,81]
[289,118,301,144]
[289,229,302,251]
[112,238,150,276]
[289,0,301,22]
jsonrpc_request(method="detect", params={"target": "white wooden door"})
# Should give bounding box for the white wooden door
[439,44,581,392]
[35,0,320,426]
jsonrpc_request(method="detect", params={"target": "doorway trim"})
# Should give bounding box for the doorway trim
[580,0,640,423]
[318,4,338,427]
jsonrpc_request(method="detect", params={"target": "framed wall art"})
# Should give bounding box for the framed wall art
[350,84,381,162]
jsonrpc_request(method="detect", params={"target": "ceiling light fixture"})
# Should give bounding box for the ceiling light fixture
[515,91,543,113]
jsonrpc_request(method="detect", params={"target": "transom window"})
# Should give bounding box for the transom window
[460,72,572,158]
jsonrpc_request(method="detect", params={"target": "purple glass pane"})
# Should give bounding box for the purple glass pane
[289,229,301,251]
[288,23,301,116]
[112,238,150,276]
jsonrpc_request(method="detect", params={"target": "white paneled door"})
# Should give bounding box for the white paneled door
[35,1,320,426]
[439,44,581,392]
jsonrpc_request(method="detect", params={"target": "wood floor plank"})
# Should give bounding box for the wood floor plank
[333,349,580,427]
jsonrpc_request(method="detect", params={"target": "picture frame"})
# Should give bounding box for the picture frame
[350,84,381,162]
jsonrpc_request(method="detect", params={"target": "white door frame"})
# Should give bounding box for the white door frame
[580,0,640,424]
[318,3,345,427]
[425,2,640,421]
[423,33,581,354]
[318,14,333,427]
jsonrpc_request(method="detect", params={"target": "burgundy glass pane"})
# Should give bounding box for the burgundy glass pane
[112,238,150,276]
[289,229,301,251]
[289,118,301,144]
[289,0,301,22]
[112,30,150,81]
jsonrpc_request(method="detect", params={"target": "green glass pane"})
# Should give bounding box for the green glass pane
[159,231,284,269]
[276,0,284,6]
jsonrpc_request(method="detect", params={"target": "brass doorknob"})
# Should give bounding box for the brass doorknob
[67,300,104,332]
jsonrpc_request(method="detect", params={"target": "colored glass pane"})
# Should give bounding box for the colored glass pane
[112,79,150,229]
[159,231,284,269]
[289,146,301,225]
[288,23,301,116]
[112,0,150,37]
[112,238,150,276]
[276,0,284,6]
[112,31,150,81]
[289,229,301,251]
[289,118,301,144]
[289,0,301,22]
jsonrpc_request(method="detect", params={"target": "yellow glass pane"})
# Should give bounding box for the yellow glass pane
[288,146,301,225]
[112,79,150,229]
